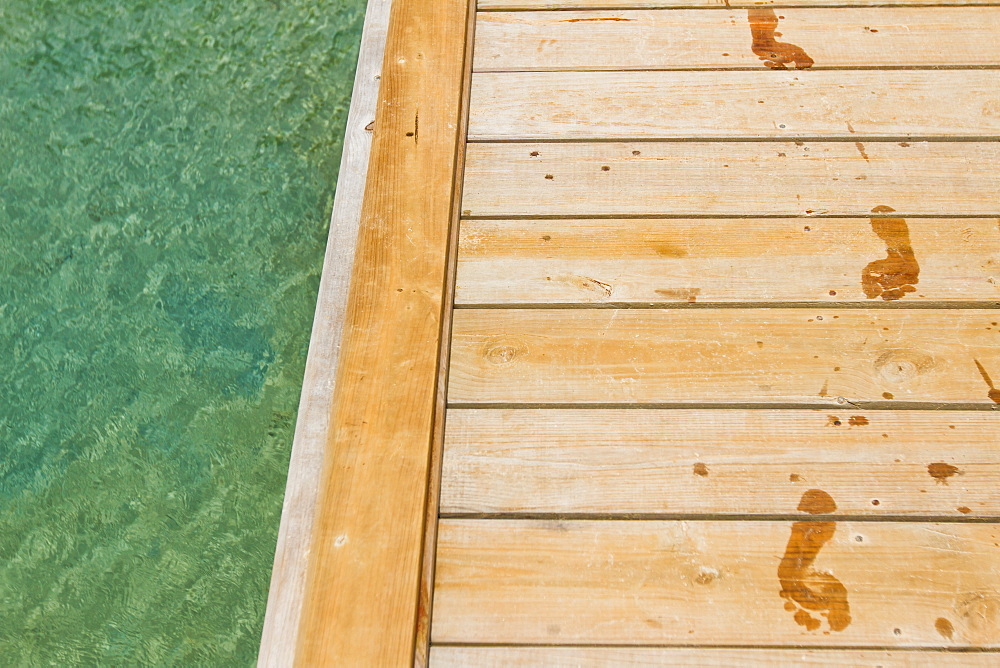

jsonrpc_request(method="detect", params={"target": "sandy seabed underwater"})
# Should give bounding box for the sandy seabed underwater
[1,0,364,663]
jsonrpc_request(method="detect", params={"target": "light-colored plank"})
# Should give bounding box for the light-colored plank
[469,71,1000,140]
[475,8,1000,71]
[462,142,1000,217]
[432,519,1000,646]
[430,646,1000,667]
[441,409,1000,516]
[456,218,1000,304]
[481,0,1000,9]
[448,309,1000,404]
[258,2,392,665]
[293,0,472,662]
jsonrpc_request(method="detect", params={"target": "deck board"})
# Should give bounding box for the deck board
[462,142,1000,217]
[480,0,1000,9]
[448,309,1000,404]
[475,8,1000,71]
[469,71,1000,140]
[291,0,473,662]
[432,519,1000,646]
[456,218,1000,304]
[441,409,1000,516]
[431,647,1000,667]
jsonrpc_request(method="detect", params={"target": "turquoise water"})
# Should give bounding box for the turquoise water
[0,1,364,663]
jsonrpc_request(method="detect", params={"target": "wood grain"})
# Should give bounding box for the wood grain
[469,71,1000,140]
[258,1,392,665]
[475,8,1000,71]
[480,0,1000,9]
[462,142,1000,217]
[455,218,1000,304]
[441,409,1000,516]
[448,309,1000,404]
[432,519,1000,646]
[430,646,1000,666]
[293,0,472,662]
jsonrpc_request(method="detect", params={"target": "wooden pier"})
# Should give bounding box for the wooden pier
[262,0,1000,665]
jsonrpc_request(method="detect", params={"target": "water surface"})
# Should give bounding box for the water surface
[0,0,364,663]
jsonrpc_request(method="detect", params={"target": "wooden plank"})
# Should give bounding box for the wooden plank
[448,309,1000,404]
[462,142,1000,217]
[293,0,472,662]
[432,519,1000,646]
[258,2,393,665]
[469,71,1000,140]
[441,409,1000,516]
[480,0,1000,9]
[456,218,1000,304]
[475,8,1000,71]
[430,646,1000,666]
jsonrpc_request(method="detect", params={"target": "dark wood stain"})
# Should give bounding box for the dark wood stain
[882,392,894,400]
[927,462,960,483]
[854,142,871,162]
[693,462,709,477]
[655,288,700,303]
[789,473,802,482]
[779,489,851,632]
[747,9,814,70]
[973,358,1000,403]
[862,205,920,301]
[957,506,972,514]
[936,616,955,639]
[847,416,869,426]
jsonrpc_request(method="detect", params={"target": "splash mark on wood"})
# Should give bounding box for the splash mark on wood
[778,489,852,633]
[862,205,919,301]
[854,142,870,162]
[748,9,814,70]
[973,358,1000,403]
[927,462,960,484]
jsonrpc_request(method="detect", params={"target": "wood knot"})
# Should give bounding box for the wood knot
[955,591,1000,644]
[874,349,934,384]
[482,339,528,366]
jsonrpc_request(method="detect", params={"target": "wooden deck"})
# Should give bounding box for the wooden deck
[263,0,1000,664]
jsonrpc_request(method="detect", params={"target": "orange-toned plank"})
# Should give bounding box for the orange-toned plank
[455,218,1000,304]
[293,0,472,663]
[433,519,1000,646]
[475,9,1000,71]
[462,142,1000,218]
[441,409,1000,516]
[469,71,1000,140]
[448,309,1000,405]
[430,646,1000,666]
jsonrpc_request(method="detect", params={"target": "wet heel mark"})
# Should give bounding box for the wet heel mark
[778,489,852,632]
[747,9,814,70]
[862,205,919,301]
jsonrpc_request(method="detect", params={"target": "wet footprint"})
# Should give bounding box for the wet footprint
[747,9,814,70]
[862,205,919,301]
[778,489,852,632]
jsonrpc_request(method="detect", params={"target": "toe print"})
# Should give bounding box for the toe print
[778,489,852,632]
